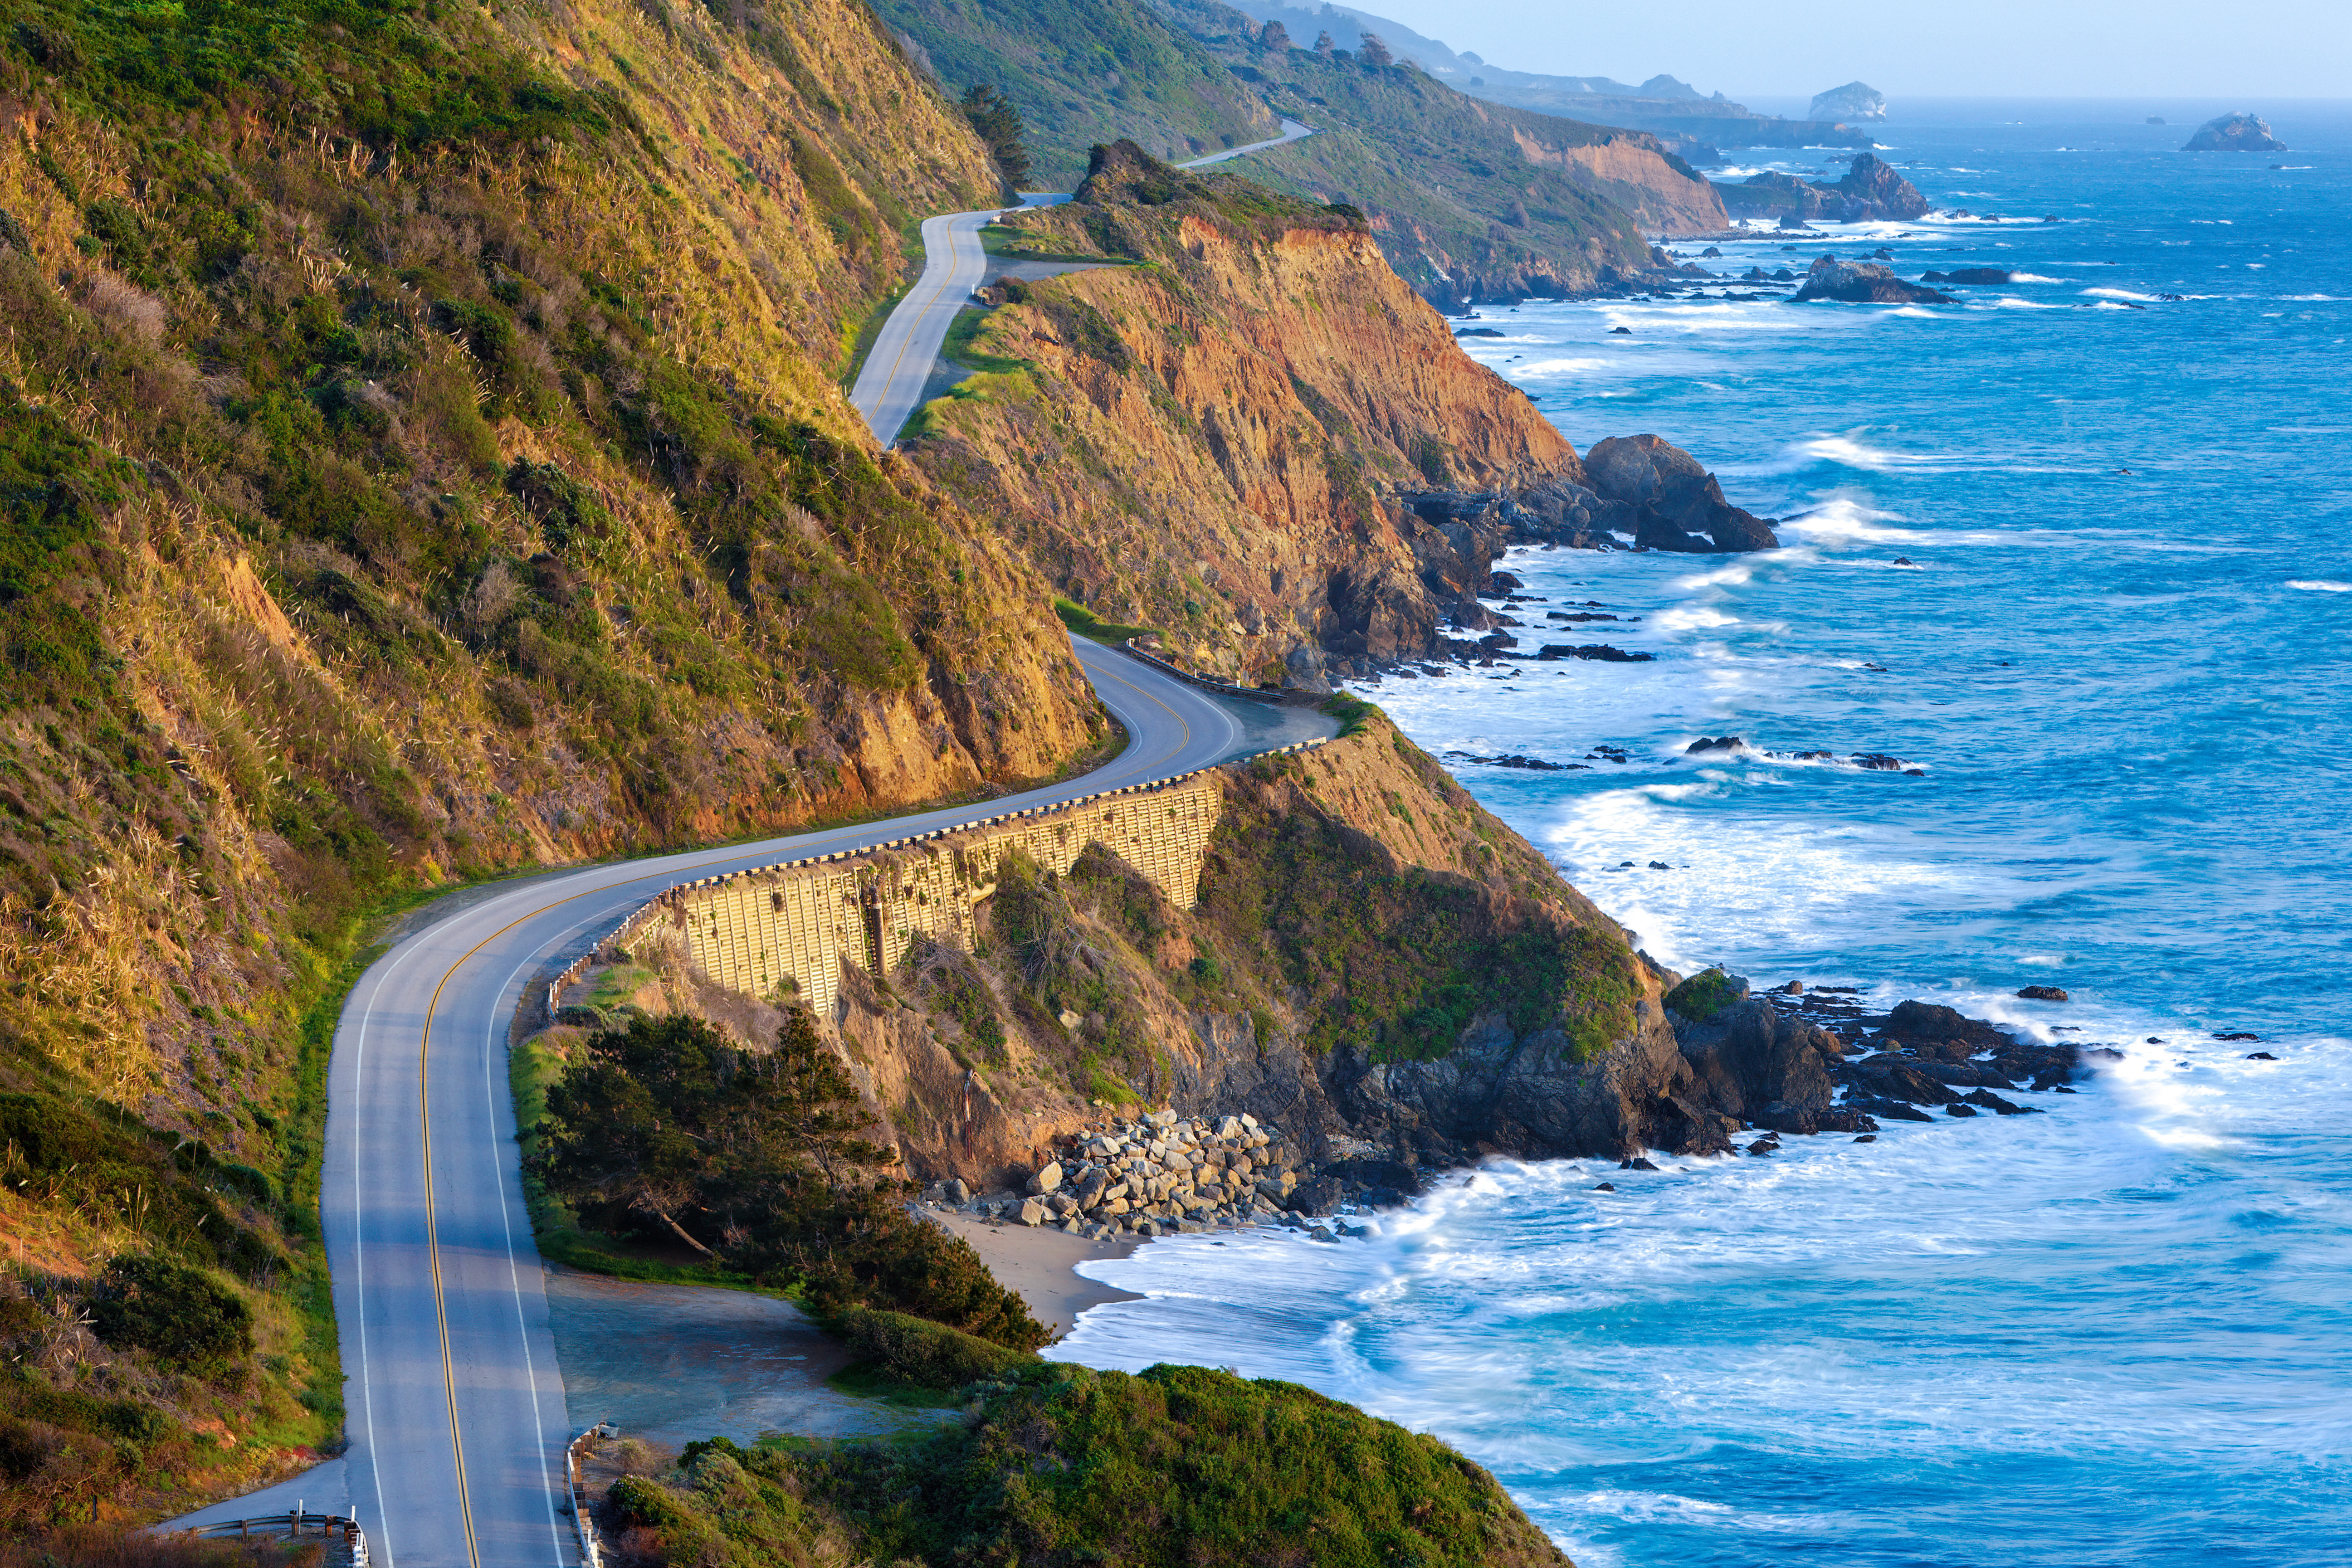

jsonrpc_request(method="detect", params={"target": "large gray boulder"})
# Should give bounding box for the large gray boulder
[2184,113,2285,151]
[1583,434,1779,553]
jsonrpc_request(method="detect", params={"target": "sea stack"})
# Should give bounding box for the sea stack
[2183,113,2286,151]
[1810,81,1888,122]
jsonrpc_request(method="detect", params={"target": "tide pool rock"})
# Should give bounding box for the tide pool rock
[1794,256,1954,305]
[2184,113,2285,151]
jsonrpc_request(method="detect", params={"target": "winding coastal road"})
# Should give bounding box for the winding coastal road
[171,641,1332,1565]
[850,118,1314,446]
[174,138,1333,1559]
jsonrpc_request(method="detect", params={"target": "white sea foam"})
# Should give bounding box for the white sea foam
[2084,287,2162,302]
[1512,357,1612,375]
[2006,273,2063,283]
[1995,297,2067,309]
[2283,293,2338,301]
[2285,579,2352,592]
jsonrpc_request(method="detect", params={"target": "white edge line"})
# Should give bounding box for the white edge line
[481,950,574,1566]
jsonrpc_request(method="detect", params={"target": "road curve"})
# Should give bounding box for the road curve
[848,208,997,447]
[849,119,1314,447]
[170,641,1332,1565]
[1178,116,1315,169]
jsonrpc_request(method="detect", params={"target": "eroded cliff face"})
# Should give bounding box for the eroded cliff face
[583,709,1688,1194]
[908,148,1593,682]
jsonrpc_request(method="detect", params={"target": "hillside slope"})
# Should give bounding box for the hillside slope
[873,0,1278,186]
[0,0,1103,1520]
[1161,0,1727,292]
[906,142,1593,682]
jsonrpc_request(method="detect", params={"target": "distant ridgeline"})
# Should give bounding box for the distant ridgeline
[1209,0,1873,151]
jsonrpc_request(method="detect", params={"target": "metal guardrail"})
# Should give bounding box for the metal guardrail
[182,1507,370,1567]
[566,1423,612,1568]
[539,737,1331,1018]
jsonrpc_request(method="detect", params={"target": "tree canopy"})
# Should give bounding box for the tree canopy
[532,1011,1046,1348]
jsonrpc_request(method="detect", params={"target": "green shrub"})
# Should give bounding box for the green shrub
[87,1256,253,1373]
[830,1304,1028,1388]
[612,1363,1573,1568]
[1663,967,1743,1023]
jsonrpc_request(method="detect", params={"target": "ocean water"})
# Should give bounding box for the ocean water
[1054,104,2352,1564]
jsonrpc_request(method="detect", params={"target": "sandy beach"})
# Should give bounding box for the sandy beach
[925,1208,1145,1337]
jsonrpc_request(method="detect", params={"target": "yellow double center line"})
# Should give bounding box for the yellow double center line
[405,646,1195,1564]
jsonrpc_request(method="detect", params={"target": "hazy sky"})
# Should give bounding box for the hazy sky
[1359,0,2351,100]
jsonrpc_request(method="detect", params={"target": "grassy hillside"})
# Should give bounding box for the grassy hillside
[873,0,1278,187]
[596,1320,1575,1568]
[0,0,1111,1524]
[1156,0,1713,296]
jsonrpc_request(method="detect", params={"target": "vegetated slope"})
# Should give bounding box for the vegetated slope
[873,0,1277,187]
[564,702,1680,1194]
[1161,0,1726,295]
[601,1353,1575,1568]
[905,141,1591,683]
[0,0,1103,1524]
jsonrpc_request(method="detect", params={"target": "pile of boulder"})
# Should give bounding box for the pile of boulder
[929,1108,1313,1239]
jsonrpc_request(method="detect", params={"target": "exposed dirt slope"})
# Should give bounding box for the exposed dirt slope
[576,706,1681,1193]
[908,144,1585,682]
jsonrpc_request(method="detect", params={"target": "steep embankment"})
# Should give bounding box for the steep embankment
[0,0,1103,1521]
[1160,0,1728,290]
[908,143,1590,684]
[873,0,1278,185]
[545,705,1683,1197]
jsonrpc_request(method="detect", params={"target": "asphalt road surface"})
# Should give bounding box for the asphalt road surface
[171,640,1333,1566]
[850,119,1313,447]
[847,207,996,447]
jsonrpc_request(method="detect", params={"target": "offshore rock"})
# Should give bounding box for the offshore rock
[1583,434,1780,552]
[1793,256,1956,305]
[2184,113,2286,152]
[1810,81,1888,122]
[1832,153,1931,220]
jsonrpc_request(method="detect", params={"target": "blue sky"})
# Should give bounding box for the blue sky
[1356,0,2351,99]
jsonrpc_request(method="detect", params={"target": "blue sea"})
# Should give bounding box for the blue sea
[1054,102,2352,1565]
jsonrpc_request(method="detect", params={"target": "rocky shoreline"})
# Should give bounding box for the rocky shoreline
[925,974,2152,1247]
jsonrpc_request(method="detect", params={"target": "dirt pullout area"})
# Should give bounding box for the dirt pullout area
[540,1266,943,1447]
[924,1212,1144,1338]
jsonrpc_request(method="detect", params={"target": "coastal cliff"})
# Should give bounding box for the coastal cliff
[543,704,1685,1199]
[908,143,1588,681]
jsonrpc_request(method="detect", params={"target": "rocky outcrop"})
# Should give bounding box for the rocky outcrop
[1328,1000,1688,1163]
[1793,256,1957,305]
[1810,81,1887,122]
[908,144,1595,680]
[2184,113,2286,152]
[1582,435,1781,552]
[1832,152,1931,220]
[1716,153,1928,224]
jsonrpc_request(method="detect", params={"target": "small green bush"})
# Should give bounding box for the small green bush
[1664,967,1744,1023]
[830,1304,1028,1388]
[87,1256,253,1373]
